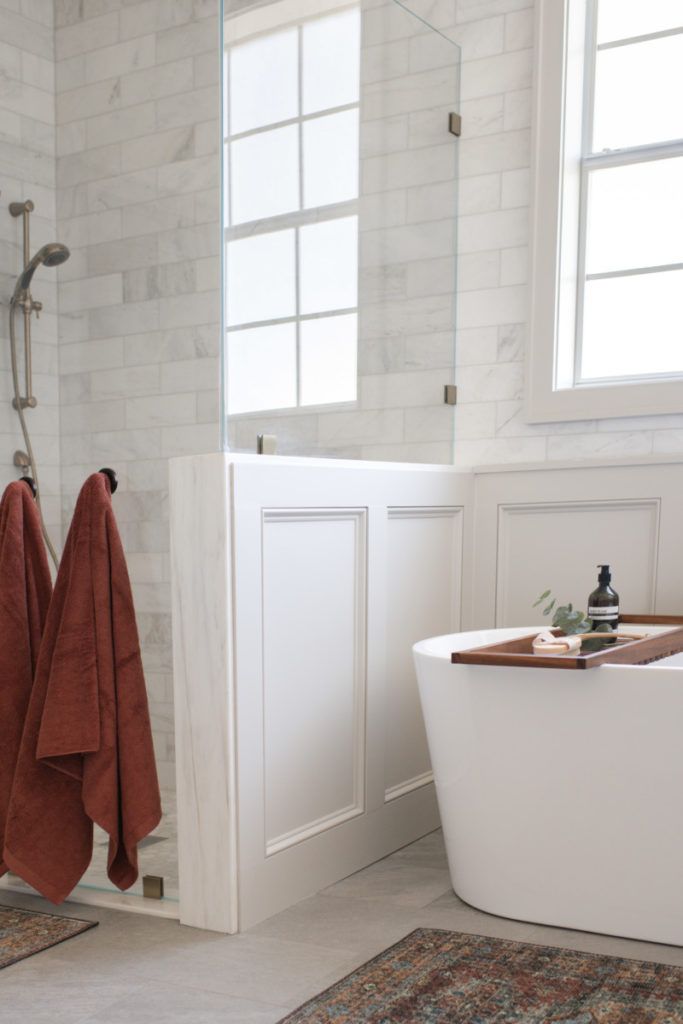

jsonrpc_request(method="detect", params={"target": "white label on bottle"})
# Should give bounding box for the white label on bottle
[588,606,619,618]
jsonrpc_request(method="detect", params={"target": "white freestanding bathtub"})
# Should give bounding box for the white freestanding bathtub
[414,626,683,946]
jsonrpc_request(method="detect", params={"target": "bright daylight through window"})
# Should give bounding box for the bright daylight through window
[529,0,683,421]
[224,7,360,415]
[578,0,683,383]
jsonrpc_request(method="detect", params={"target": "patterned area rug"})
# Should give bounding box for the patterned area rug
[0,905,97,969]
[279,928,683,1022]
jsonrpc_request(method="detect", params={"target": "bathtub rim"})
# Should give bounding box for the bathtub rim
[413,623,683,668]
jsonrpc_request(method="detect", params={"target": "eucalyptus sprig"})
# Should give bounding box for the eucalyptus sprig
[533,590,591,635]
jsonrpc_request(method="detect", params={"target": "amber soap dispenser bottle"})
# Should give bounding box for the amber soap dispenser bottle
[588,565,619,631]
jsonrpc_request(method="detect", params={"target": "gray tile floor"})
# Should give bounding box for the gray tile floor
[3,829,683,1023]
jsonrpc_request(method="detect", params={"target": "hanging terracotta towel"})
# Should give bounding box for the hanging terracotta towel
[3,473,161,903]
[0,482,52,877]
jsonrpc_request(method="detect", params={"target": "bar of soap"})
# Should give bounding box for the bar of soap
[532,630,582,655]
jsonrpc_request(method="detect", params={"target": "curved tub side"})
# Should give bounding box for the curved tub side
[414,641,683,946]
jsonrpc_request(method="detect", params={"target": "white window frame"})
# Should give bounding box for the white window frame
[527,0,683,422]
[223,0,360,418]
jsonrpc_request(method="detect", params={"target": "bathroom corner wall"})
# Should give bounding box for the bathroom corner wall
[0,2,62,543]
[54,0,222,789]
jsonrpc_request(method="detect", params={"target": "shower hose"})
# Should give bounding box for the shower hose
[9,303,59,569]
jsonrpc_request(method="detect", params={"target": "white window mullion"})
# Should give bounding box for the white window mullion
[586,262,683,283]
[584,138,683,171]
[225,49,233,228]
[573,0,598,387]
[572,0,597,388]
[296,23,304,406]
[572,161,591,387]
[295,226,302,407]
[597,25,683,52]
[227,307,358,334]
[227,102,359,143]
[224,199,359,244]
[581,0,599,157]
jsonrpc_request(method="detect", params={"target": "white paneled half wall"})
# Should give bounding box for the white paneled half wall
[170,452,683,932]
[384,507,463,803]
[495,499,659,627]
[170,453,470,932]
[262,507,368,856]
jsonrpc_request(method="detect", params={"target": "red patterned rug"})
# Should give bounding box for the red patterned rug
[279,928,683,1022]
[0,905,97,969]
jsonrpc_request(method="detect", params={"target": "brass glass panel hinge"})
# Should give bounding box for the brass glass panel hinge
[257,433,277,454]
[444,384,457,405]
[448,112,462,137]
[142,875,165,900]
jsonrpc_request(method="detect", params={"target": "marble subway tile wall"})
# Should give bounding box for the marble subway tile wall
[449,0,563,465]
[0,1,62,543]
[55,0,222,789]
[355,1,459,464]
[395,0,541,467]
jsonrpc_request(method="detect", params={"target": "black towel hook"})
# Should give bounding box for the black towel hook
[21,476,37,497]
[99,467,118,494]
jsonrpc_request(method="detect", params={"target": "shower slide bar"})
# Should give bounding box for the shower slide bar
[7,198,70,568]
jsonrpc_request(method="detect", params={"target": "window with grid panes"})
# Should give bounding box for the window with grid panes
[224,6,360,415]
[577,0,683,384]
[528,0,683,421]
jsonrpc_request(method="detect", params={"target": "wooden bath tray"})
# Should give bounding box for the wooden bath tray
[452,617,683,670]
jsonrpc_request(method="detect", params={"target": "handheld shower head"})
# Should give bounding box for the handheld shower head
[13,242,70,299]
[7,199,65,570]
[40,243,70,269]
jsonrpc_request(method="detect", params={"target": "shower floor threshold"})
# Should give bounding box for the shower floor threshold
[0,875,179,919]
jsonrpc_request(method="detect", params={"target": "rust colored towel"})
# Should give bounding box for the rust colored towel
[0,482,52,877]
[4,473,161,903]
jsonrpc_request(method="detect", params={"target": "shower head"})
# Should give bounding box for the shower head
[12,242,70,299]
[40,243,70,269]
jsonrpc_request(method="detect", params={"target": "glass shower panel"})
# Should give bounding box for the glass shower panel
[227,230,297,326]
[301,314,358,406]
[303,110,360,208]
[229,324,299,413]
[299,218,359,315]
[222,0,461,464]
[302,8,361,113]
[231,126,300,224]
[229,27,299,133]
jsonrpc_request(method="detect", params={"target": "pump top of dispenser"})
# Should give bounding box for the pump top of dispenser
[597,564,611,583]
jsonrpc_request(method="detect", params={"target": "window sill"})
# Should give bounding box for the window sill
[525,376,683,424]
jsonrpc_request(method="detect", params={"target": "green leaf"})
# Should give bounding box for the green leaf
[542,600,556,616]
[533,589,551,607]
[552,601,591,634]
[551,605,569,627]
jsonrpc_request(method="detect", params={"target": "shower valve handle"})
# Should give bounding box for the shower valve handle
[16,294,42,317]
